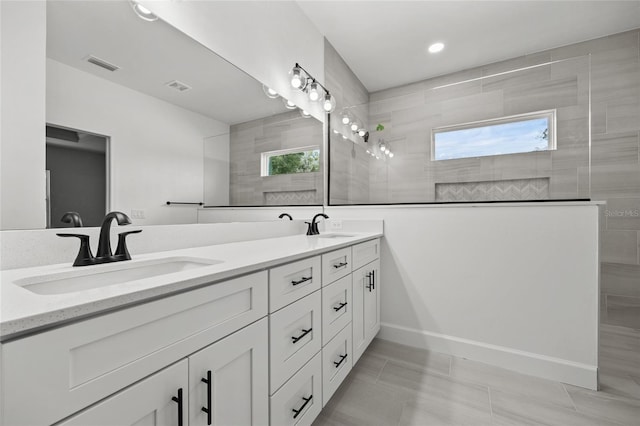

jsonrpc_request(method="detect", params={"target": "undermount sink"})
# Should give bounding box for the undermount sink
[14,257,223,295]
[317,233,356,239]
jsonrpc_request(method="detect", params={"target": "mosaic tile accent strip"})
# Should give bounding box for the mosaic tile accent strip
[264,190,318,205]
[435,178,550,202]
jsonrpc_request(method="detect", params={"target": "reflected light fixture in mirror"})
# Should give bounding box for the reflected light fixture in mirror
[283,98,297,109]
[263,85,279,99]
[130,0,158,22]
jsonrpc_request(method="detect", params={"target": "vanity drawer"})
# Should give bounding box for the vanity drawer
[322,324,353,407]
[321,247,352,286]
[270,352,322,426]
[269,256,321,312]
[352,238,380,270]
[269,290,322,394]
[322,274,352,345]
[1,271,268,426]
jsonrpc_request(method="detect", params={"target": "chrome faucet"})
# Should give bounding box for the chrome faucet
[279,213,293,220]
[57,211,141,267]
[306,213,329,235]
[61,211,83,227]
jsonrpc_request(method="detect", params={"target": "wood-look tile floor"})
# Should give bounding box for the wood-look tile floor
[313,324,640,426]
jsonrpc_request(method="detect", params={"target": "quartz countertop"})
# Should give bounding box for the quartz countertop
[0,232,382,341]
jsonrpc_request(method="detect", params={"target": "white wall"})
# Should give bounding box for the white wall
[139,0,326,121]
[326,203,600,389]
[46,59,229,225]
[204,133,230,206]
[0,1,47,230]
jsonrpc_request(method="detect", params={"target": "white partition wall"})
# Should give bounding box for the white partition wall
[326,202,601,389]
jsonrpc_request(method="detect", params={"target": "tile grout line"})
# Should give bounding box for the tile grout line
[375,358,389,383]
[561,383,578,412]
[487,386,494,419]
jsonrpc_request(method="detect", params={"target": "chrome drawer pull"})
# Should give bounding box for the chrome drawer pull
[333,261,348,269]
[333,302,348,312]
[292,395,313,419]
[291,328,312,343]
[333,354,348,368]
[291,276,312,286]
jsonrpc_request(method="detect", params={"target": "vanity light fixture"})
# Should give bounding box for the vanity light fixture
[263,85,279,99]
[130,1,158,22]
[289,62,336,113]
[428,42,445,53]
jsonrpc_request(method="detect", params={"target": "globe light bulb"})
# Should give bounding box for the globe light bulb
[290,66,307,89]
[350,122,359,132]
[341,114,350,125]
[308,82,320,101]
[389,152,395,158]
[322,93,336,112]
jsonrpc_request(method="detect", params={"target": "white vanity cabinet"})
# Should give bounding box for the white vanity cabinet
[188,318,269,426]
[0,236,382,426]
[1,271,268,426]
[352,240,381,364]
[57,359,189,426]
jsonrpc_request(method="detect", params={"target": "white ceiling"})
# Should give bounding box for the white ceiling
[296,0,640,92]
[47,1,289,125]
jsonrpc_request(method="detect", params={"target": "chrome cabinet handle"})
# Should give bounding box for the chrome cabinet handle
[291,328,313,343]
[333,353,348,368]
[201,371,212,425]
[333,302,348,312]
[291,276,312,286]
[292,395,313,419]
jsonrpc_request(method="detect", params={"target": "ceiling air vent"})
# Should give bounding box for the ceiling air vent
[166,80,192,92]
[85,55,120,72]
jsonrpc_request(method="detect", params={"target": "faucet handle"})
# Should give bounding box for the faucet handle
[57,233,94,266]
[305,222,315,236]
[114,230,142,260]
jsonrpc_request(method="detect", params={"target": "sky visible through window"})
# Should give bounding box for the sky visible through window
[434,117,550,161]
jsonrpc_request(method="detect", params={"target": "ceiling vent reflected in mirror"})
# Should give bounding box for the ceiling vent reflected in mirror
[85,55,121,72]
[165,80,192,92]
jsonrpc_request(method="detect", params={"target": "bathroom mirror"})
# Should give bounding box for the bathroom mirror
[41,0,323,228]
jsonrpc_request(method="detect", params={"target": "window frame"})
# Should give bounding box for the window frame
[430,109,557,161]
[260,145,321,177]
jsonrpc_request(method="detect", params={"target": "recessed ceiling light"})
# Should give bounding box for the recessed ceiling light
[428,42,445,54]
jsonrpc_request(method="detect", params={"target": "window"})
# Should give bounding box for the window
[432,110,555,161]
[261,146,320,177]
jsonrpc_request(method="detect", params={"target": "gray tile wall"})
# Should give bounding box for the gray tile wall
[325,39,371,204]
[324,29,640,327]
[229,110,324,205]
[367,54,590,203]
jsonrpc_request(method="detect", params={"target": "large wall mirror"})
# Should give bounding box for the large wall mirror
[42,0,323,229]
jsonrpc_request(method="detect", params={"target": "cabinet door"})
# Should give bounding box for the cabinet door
[58,360,188,426]
[189,318,269,426]
[352,259,381,364]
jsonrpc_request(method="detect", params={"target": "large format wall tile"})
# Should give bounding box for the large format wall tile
[602,230,639,265]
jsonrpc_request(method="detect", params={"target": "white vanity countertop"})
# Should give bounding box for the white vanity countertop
[0,232,382,340]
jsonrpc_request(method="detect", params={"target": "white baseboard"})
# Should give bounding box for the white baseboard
[378,322,598,390]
